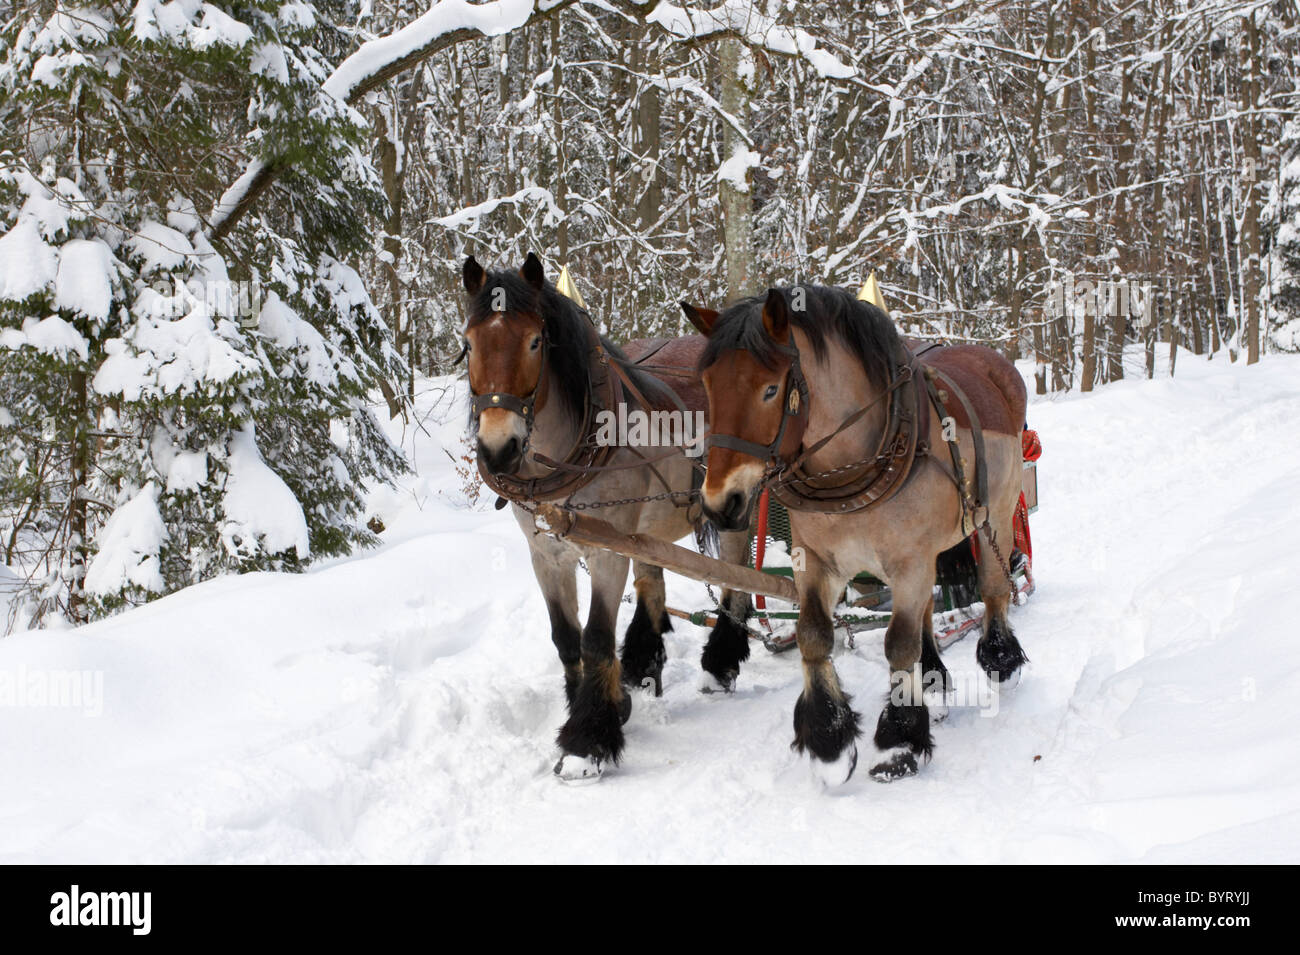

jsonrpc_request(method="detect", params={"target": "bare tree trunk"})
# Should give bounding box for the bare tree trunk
[67,369,89,625]
[719,38,754,301]
[1147,29,1174,379]
[1078,1,1102,391]
[1107,16,1138,383]
[551,17,568,262]
[1242,11,1262,365]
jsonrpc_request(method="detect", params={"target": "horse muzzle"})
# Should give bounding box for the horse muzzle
[477,434,525,476]
[701,488,754,531]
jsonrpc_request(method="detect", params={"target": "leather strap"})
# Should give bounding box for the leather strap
[924,367,989,531]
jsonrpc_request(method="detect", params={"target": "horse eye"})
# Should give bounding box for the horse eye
[763,384,779,400]
[529,337,541,352]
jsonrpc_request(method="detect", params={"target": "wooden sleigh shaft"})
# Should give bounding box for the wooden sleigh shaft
[533,503,799,603]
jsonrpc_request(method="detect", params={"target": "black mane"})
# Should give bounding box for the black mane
[699,285,906,384]
[467,268,670,426]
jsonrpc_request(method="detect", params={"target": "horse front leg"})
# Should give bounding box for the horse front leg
[525,526,583,707]
[869,562,937,782]
[918,592,951,722]
[554,549,632,781]
[700,529,753,692]
[791,549,860,783]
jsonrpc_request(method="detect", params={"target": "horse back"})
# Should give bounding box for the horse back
[623,334,709,414]
[920,344,1027,435]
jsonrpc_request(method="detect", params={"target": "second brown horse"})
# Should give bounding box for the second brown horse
[686,285,1030,784]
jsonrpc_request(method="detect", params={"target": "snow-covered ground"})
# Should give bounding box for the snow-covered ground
[2,351,1298,863]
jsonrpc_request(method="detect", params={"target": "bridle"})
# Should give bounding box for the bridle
[467,333,548,454]
[704,339,811,468]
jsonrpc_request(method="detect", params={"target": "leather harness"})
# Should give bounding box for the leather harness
[470,312,989,532]
[472,325,698,507]
[706,337,989,526]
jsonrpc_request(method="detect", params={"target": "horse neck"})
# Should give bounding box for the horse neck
[796,327,891,470]
[520,353,587,474]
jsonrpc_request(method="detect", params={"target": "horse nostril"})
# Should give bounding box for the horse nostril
[725,491,745,522]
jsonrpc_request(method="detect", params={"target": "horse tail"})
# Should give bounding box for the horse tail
[935,536,980,608]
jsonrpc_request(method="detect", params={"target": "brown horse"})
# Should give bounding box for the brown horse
[463,253,754,781]
[686,285,1029,783]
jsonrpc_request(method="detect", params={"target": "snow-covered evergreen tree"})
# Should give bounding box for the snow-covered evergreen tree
[0,2,404,628]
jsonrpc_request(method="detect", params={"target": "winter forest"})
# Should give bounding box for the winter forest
[2,0,1298,630]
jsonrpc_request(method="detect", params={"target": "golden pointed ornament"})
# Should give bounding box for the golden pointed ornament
[555,265,587,310]
[857,270,888,314]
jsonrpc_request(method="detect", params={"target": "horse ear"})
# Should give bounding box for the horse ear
[680,302,720,336]
[463,255,486,295]
[521,252,545,290]
[761,288,790,341]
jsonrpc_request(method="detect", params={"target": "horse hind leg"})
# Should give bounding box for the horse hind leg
[621,562,669,696]
[918,593,951,722]
[791,555,860,783]
[700,529,753,693]
[974,518,1029,687]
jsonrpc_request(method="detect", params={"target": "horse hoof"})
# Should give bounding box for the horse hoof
[554,753,604,783]
[811,743,858,786]
[868,746,918,782]
[699,669,737,694]
[984,666,1022,691]
[617,692,632,725]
